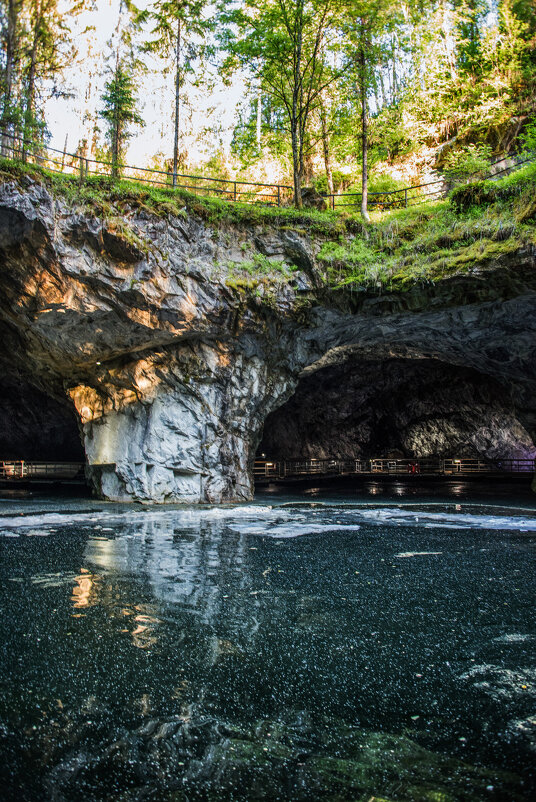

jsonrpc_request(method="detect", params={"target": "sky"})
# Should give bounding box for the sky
[46,0,246,169]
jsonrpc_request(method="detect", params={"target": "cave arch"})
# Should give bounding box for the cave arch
[257,356,536,464]
[0,374,84,463]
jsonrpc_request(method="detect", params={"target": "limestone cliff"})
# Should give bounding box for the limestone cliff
[1,173,535,501]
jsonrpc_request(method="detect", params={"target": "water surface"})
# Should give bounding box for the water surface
[0,484,535,800]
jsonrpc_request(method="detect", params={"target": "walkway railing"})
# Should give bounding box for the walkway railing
[253,457,536,479]
[0,461,84,480]
[1,126,532,211]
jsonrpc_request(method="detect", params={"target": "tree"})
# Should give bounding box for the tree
[98,63,143,178]
[0,0,79,158]
[21,0,74,159]
[0,0,23,151]
[454,0,488,76]
[220,0,341,207]
[341,0,400,221]
[140,0,212,186]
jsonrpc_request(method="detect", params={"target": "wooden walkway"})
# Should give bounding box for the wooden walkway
[0,461,85,482]
[254,457,535,482]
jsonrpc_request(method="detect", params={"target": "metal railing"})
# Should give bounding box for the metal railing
[0,461,85,480]
[1,125,531,211]
[253,457,536,479]
[0,127,293,206]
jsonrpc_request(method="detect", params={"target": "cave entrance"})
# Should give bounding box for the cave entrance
[257,357,536,468]
[0,375,86,483]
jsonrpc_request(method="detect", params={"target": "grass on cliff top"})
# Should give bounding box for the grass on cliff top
[319,161,536,291]
[1,156,534,293]
[0,157,345,237]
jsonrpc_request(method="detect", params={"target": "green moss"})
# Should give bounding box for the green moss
[225,276,259,292]
[1,154,534,297]
[104,216,152,257]
[450,162,536,213]
[0,157,344,234]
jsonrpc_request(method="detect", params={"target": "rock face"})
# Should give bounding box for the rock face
[1,176,535,501]
[260,358,536,462]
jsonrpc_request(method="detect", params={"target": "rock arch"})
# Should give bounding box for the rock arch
[1,179,535,502]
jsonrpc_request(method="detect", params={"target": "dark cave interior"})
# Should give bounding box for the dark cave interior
[1,358,535,470]
[0,375,84,462]
[258,358,536,463]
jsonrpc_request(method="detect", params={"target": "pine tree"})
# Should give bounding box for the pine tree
[98,63,143,178]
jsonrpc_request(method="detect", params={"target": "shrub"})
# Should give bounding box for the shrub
[450,180,496,212]
[443,144,492,184]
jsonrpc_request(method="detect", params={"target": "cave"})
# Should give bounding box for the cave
[258,357,536,464]
[0,374,84,462]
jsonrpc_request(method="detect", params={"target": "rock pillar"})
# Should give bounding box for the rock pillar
[69,345,291,503]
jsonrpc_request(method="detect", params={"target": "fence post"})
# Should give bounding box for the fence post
[332,194,335,211]
[79,155,85,184]
[404,188,408,208]
[277,185,281,207]
[233,181,237,202]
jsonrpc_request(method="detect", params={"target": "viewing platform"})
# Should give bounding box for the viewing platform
[254,457,536,484]
[0,461,85,484]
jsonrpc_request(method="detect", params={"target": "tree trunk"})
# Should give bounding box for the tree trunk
[112,101,119,179]
[379,68,388,109]
[360,38,370,223]
[391,35,397,104]
[292,3,303,208]
[172,18,181,187]
[256,81,261,149]
[22,0,42,163]
[1,0,18,155]
[319,99,334,195]
[291,111,302,208]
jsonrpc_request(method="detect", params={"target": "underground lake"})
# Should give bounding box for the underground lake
[0,482,534,801]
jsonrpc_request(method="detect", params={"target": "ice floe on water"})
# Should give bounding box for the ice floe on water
[0,505,283,532]
[459,664,536,702]
[493,633,534,644]
[344,507,536,531]
[0,502,535,539]
[227,523,361,538]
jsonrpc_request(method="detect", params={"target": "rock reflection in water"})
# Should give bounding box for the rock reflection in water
[83,514,250,627]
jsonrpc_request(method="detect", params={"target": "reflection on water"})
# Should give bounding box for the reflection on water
[0,496,535,800]
[71,569,98,609]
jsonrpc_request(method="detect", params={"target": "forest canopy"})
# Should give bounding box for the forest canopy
[0,0,534,211]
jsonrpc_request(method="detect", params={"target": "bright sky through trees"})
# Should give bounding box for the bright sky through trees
[45,0,244,165]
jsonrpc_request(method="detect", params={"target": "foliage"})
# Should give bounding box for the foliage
[218,0,341,206]
[519,114,536,155]
[98,64,144,178]
[450,160,536,211]
[0,0,81,156]
[442,143,493,184]
[318,161,536,290]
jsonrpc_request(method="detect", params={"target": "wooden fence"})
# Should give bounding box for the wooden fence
[1,126,531,211]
